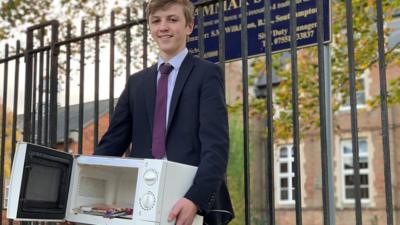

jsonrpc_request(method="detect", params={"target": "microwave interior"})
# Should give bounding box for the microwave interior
[67,161,139,220]
[17,144,73,219]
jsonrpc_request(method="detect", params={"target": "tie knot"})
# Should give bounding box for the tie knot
[159,63,174,76]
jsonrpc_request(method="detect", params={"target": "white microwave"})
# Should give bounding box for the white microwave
[7,142,203,225]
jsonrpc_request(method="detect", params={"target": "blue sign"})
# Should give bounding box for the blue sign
[188,0,331,62]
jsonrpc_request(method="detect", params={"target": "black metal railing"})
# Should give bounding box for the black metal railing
[0,0,397,225]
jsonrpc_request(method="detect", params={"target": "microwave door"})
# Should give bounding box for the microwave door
[7,142,74,222]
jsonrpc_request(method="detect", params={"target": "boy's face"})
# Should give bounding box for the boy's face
[149,3,193,60]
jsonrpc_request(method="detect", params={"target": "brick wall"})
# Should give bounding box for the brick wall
[268,63,400,225]
[56,113,110,155]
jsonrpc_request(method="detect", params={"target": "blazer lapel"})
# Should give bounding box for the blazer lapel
[167,53,195,133]
[145,64,158,132]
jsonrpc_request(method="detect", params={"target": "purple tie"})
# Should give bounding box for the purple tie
[152,63,173,159]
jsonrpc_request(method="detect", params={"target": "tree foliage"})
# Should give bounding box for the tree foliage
[0,0,153,74]
[0,103,22,178]
[227,112,245,225]
[0,0,142,39]
[246,0,400,139]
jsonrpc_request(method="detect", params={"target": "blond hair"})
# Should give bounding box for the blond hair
[146,0,195,25]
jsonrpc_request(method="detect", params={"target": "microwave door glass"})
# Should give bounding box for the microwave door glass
[24,164,62,203]
[17,143,73,220]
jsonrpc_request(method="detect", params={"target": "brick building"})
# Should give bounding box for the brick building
[53,99,115,155]
[264,62,400,225]
[247,46,400,225]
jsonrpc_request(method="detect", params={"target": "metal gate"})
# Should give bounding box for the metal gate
[0,0,397,225]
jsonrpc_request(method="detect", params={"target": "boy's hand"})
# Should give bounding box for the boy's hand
[168,198,197,225]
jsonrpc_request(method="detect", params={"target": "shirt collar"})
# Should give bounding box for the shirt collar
[157,48,188,72]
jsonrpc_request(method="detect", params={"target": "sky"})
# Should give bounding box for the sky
[0,0,156,114]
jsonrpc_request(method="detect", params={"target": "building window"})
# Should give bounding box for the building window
[341,139,370,203]
[342,77,366,109]
[278,145,295,204]
[387,15,400,50]
[340,70,368,111]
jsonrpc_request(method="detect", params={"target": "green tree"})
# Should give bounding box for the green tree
[0,0,141,39]
[246,0,400,139]
[227,112,245,225]
[0,0,154,73]
[0,103,22,178]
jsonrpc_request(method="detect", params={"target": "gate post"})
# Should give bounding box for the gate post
[49,21,59,148]
[23,30,34,142]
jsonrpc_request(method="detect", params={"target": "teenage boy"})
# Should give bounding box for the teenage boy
[94,0,234,224]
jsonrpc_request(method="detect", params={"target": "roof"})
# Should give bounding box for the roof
[17,98,117,143]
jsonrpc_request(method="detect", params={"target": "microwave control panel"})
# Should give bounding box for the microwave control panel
[134,160,166,222]
[139,191,156,210]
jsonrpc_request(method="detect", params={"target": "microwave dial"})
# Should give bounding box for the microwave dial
[143,169,158,186]
[140,191,156,210]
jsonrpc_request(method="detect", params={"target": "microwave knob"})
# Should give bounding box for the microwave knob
[140,192,156,210]
[143,169,158,186]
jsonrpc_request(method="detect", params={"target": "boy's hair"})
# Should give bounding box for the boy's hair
[146,0,195,25]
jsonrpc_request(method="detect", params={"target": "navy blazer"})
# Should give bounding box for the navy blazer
[94,53,234,225]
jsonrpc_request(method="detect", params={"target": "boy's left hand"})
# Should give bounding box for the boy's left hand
[168,197,197,225]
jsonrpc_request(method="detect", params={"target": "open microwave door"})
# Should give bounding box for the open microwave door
[7,142,74,221]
